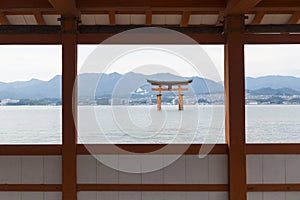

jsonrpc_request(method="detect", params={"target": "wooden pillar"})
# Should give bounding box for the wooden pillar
[61,17,79,200]
[224,15,247,200]
[157,86,162,111]
[178,85,183,110]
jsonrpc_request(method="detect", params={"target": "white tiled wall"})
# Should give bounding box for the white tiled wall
[247,155,300,184]
[0,156,61,184]
[77,192,228,200]
[0,192,61,200]
[248,192,300,200]
[77,155,228,184]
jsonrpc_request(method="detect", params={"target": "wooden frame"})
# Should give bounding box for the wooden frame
[1,1,300,197]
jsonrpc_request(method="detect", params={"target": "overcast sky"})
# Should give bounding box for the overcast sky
[0,44,299,82]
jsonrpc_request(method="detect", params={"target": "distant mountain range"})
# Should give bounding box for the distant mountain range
[0,73,300,100]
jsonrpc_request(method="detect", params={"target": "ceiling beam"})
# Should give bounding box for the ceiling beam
[180,11,190,27]
[226,0,263,14]
[145,11,152,26]
[251,12,264,25]
[33,11,45,25]
[288,11,300,24]
[0,12,9,25]
[47,0,79,17]
[109,11,116,25]
[216,13,225,26]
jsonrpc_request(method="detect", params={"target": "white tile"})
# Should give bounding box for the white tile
[245,14,255,25]
[6,15,26,25]
[119,155,141,173]
[208,192,228,200]
[263,192,285,200]
[141,155,163,184]
[96,155,119,184]
[119,192,141,200]
[247,192,263,200]
[97,192,118,200]
[116,14,130,25]
[44,156,61,184]
[0,192,21,200]
[189,15,202,25]
[0,156,21,184]
[78,192,97,200]
[21,192,43,200]
[263,155,285,183]
[130,14,145,25]
[164,192,186,200]
[247,155,263,184]
[119,155,141,184]
[186,192,209,200]
[21,156,43,184]
[261,14,292,24]
[286,192,300,200]
[152,15,165,25]
[286,155,300,183]
[77,155,97,183]
[142,192,164,200]
[23,15,37,25]
[43,15,60,25]
[186,155,209,184]
[165,15,181,25]
[81,15,96,25]
[44,192,62,200]
[119,171,141,184]
[208,155,228,184]
[164,155,186,184]
[188,15,218,25]
[95,14,109,25]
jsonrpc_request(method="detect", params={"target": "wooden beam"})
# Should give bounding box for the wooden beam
[246,144,300,154]
[76,0,226,11]
[0,184,61,191]
[226,0,263,14]
[288,11,300,24]
[0,12,9,25]
[216,13,225,26]
[0,34,61,44]
[253,0,300,11]
[145,10,152,25]
[61,18,78,200]
[109,11,116,25]
[224,15,246,200]
[78,184,228,191]
[33,11,45,25]
[0,145,61,155]
[247,184,300,192]
[180,11,190,27]
[77,144,228,154]
[77,33,226,44]
[48,0,79,17]
[251,12,264,25]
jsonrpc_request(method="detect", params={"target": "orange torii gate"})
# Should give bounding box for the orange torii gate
[147,79,193,111]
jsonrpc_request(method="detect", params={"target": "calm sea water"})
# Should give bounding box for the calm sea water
[0,105,299,144]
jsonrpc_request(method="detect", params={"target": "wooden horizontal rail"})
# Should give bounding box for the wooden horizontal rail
[1,144,300,155]
[2,183,300,192]
[247,184,300,192]
[77,144,228,154]
[0,145,62,155]
[246,144,300,154]
[0,34,61,44]
[0,184,62,191]
[244,33,300,44]
[77,184,228,191]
